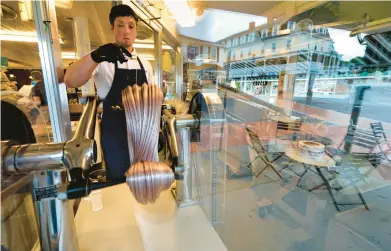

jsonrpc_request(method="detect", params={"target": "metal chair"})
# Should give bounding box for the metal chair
[245,126,283,178]
[371,122,391,162]
[329,125,384,175]
[319,125,386,211]
[276,119,302,137]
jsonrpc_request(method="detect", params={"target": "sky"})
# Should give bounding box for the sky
[328,28,366,61]
[178,9,267,42]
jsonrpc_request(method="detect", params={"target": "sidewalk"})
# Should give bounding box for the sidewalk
[219,85,391,131]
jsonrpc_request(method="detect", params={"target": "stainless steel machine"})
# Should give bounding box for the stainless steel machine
[1,91,226,251]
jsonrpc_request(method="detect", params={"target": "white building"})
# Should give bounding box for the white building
[221,21,342,96]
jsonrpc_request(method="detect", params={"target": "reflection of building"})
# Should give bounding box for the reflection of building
[180,37,225,88]
[351,32,391,70]
[221,21,342,96]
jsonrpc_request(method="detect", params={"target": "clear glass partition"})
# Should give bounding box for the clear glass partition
[183,1,391,250]
[162,43,176,100]
[2,1,391,250]
[1,1,52,143]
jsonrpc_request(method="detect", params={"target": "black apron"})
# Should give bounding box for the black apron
[100,57,148,180]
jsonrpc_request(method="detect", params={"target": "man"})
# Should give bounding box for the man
[65,4,153,180]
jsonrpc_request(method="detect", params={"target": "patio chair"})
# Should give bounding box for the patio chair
[276,118,303,138]
[371,122,391,162]
[245,126,284,178]
[315,125,386,211]
[328,125,385,176]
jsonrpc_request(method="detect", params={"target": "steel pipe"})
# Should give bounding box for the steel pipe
[163,109,180,165]
[175,114,198,129]
[63,96,97,173]
[14,143,64,172]
[174,127,196,206]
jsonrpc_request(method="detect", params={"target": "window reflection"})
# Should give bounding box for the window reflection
[182,2,391,251]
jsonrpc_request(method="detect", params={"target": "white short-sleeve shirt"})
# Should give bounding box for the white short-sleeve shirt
[92,49,153,100]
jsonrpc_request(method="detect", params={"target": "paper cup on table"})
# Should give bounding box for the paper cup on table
[298,141,325,160]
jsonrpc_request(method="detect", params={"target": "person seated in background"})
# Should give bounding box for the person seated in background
[29,77,48,124]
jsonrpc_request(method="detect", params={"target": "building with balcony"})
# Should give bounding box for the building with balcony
[221,21,343,97]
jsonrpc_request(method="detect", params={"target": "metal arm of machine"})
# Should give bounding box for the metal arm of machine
[2,97,98,177]
[2,96,127,201]
[63,96,97,173]
[162,108,179,169]
[162,108,198,173]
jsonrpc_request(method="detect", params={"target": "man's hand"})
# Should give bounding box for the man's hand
[90,43,132,64]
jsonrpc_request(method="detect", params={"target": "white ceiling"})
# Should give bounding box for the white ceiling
[1,1,156,68]
[2,1,391,69]
[187,1,282,17]
[178,9,267,42]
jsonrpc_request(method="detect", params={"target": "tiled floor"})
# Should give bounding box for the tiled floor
[195,145,391,251]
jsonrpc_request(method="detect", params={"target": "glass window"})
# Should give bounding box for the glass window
[248,33,253,43]
[240,36,246,44]
[261,28,268,38]
[312,52,318,61]
[202,46,209,59]
[272,25,280,36]
[210,47,217,60]
[1,0,58,143]
[287,39,292,49]
[287,21,296,31]
[233,37,239,46]
[162,44,176,99]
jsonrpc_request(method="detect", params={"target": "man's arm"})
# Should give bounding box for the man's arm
[64,43,131,88]
[64,54,98,88]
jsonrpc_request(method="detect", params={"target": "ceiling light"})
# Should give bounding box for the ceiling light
[9,74,15,78]
[0,30,37,42]
[0,30,65,44]
[61,52,156,61]
[29,76,33,79]
[163,0,196,27]
[133,43,172,50]
[54,0,73,9]
[18,0,33,21]
[61,52,77,59]
[191,8,206,22]
[139,55,155,60]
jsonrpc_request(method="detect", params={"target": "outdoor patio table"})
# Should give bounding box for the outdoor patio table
[285,147,342,211]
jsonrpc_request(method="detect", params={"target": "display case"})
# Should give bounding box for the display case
[1,173,40,251]
[66,87,81,105]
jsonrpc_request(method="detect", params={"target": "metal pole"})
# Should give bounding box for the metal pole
[33,0,72,142]
[33,169,79,251]
[33,4,78,247]
[174,127,197,207]
[175,50,183,101]
[154,31,163,88]
[344,86,371,153]
[306,71,316,105]
[73,17,95,97]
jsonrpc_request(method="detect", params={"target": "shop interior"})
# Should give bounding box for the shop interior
[1,1,391,251]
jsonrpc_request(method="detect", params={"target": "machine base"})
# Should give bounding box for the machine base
[171,187,199,208]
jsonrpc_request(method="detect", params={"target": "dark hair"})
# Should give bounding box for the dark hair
[109,4,139,25]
